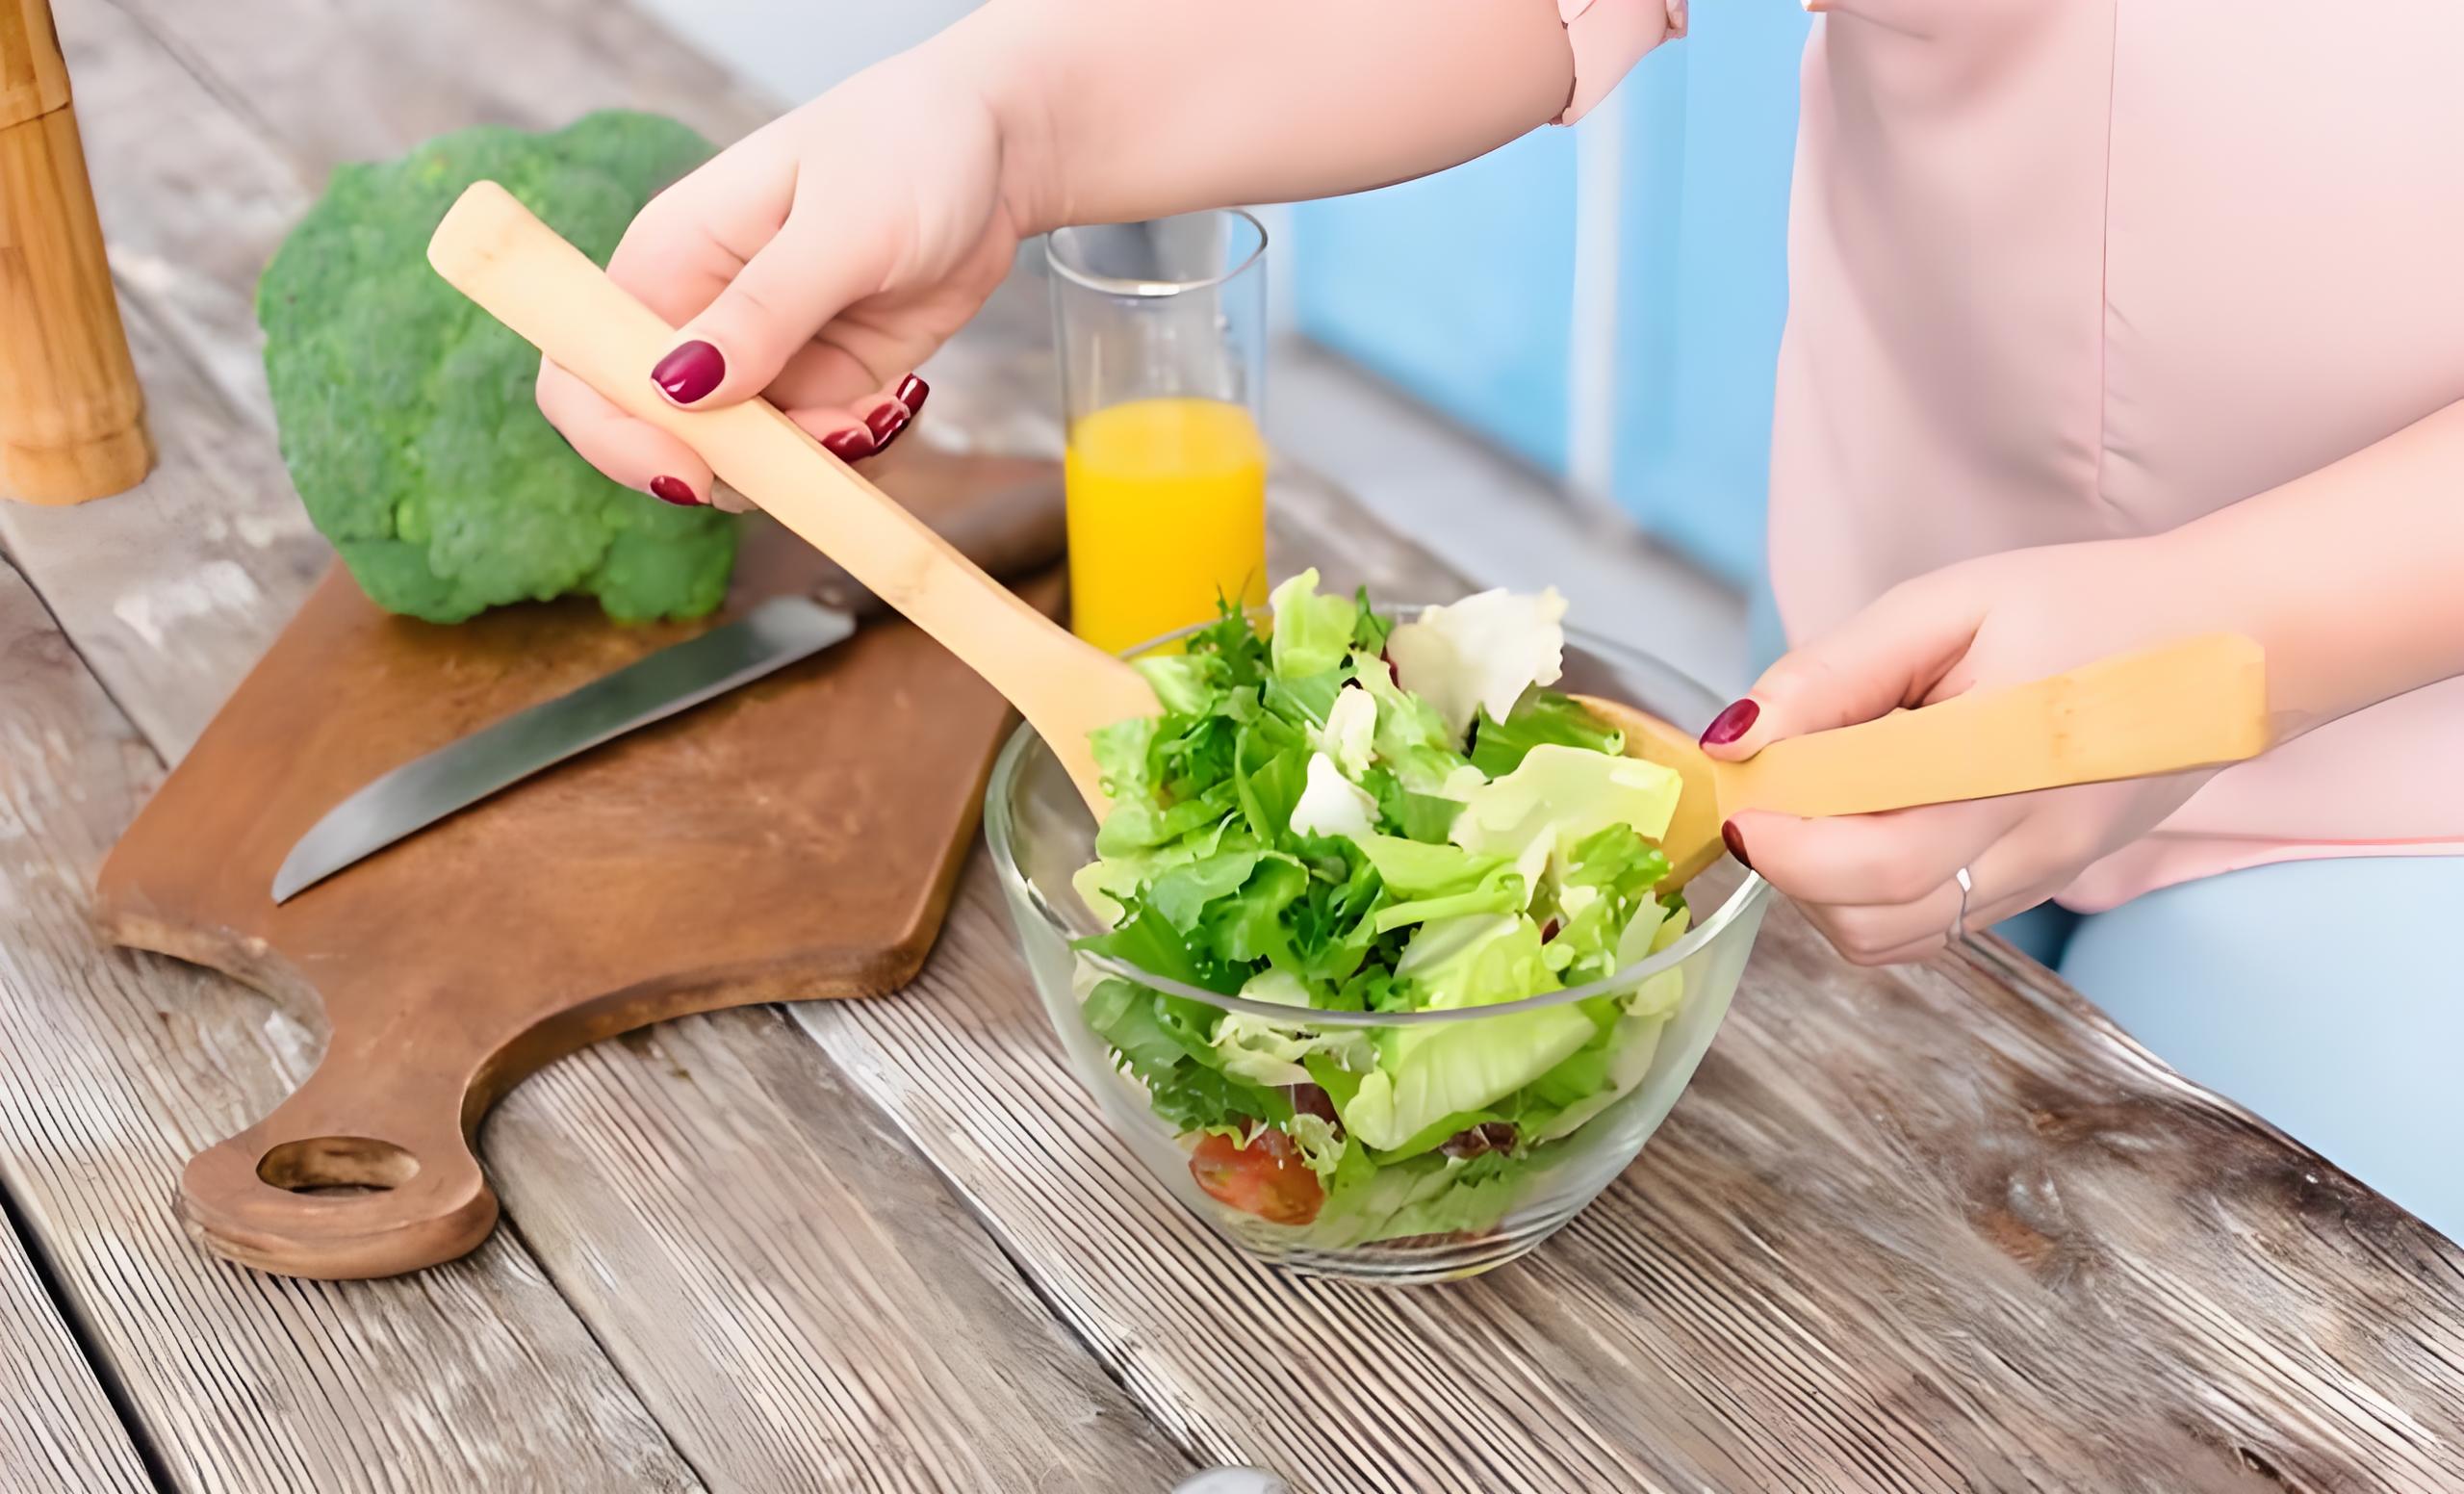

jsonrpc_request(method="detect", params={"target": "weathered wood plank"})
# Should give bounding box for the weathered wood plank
[0,1200,154,1494]
[488,1013,1193,1494]
[799,868,2464,1494]
[0,553,706,1494]
[8,4,1199,1489]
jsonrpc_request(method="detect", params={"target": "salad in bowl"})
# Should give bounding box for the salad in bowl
[987,573,1770,1281]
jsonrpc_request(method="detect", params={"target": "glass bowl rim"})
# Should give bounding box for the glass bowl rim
[1043,209,1270,298]
[984,604,1771,1031]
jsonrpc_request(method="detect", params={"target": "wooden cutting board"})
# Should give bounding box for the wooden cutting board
[93,448,1068,1281]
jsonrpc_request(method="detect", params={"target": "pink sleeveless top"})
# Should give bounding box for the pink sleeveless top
[1573,0,2464,910]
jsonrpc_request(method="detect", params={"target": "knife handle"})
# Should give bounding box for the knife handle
[810,469,1067,623]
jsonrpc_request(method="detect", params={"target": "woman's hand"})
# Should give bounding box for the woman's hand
[1704,535,2238,966]
[536,44,1025,509]
[535,0,1590,511]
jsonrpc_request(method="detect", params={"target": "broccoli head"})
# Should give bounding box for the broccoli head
[258,111,737,624]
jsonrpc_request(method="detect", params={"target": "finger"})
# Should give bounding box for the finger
[536,359,715,507]
[1700,571,1988,760]
[766,336,898,419]
[645,193,894,411]
[1796,833,2049,966]
[779,372,930,463]
[1855,881,2067,968]
[1726,798,2020,908]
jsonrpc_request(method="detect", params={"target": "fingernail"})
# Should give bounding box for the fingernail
[1721,819,1754,870]
[821,425,878,462]
[1701,698,1760,747]
[864,399,909,442]
[895,374,929,418]
[648,475,704,507]
[651,340,725,404]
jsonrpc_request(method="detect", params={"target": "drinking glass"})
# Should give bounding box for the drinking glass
[1045,210,1270,655]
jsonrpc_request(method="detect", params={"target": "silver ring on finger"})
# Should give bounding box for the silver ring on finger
[1949,865,1974,943]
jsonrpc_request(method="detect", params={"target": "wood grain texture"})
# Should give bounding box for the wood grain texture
[1,3,1201,1490]
[0,0,71,129]
[0,1203,153,1493]
[0,95,153,502]
[0,553,706,1493]
[94,468,1062,1280]
[1720,632,2271,820]
[486,1009,1194,1494]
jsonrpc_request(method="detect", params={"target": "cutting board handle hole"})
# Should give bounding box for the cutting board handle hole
[256,1136,421,1196]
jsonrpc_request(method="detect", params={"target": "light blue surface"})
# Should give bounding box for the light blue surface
[1289,9,1811,582]
[1292,129,1579,474]
[1610,2,1810,586]
[2015,860,2464,1242]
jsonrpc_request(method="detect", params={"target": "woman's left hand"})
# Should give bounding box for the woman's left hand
[1703,533,2239,966]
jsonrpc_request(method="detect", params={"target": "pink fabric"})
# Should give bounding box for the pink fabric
[1769,0,2464,911]
[1553,0,1682,125]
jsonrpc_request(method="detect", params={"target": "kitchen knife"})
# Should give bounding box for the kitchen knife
[271,470,1065,903]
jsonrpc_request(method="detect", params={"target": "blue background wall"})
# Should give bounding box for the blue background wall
[1291,4,1812,605]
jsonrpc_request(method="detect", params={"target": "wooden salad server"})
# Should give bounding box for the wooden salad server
[426,181,1152,811]
[1577,631,2271,886]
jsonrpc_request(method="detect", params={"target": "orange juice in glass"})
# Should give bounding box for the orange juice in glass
[1047,211,1270,656]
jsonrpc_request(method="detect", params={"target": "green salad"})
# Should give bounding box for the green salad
[1074,573,1692,1245]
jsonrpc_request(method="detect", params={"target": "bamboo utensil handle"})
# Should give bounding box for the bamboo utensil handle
[0,0,152,503]
[427,181,1147,808]
[1720,632,2271,818]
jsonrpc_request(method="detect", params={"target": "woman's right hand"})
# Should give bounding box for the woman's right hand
[537,44,1025,509]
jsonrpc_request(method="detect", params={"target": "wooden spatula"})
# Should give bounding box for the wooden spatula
[1577,631,2270,886]
[426,182,1151,811]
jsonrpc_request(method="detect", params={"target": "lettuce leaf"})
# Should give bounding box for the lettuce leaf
[1385,587,1569,739]
[1450,743,1682,868]
[1352,653,1477,792]
[1470,688,1625,777]
[1209,968,1376,1087]
[1331,915,1588,1150]
[1084,977,1295,1131]
[1268,569,1358,681]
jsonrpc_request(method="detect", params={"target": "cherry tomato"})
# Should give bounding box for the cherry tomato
[1190,1129,1323,1225]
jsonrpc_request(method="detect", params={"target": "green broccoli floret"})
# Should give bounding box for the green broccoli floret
[257,111,737,624]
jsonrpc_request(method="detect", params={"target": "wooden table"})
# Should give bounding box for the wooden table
[4,3,2460,1490]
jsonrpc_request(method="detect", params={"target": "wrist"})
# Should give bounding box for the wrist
[2141,510,2329,743]
[933,0,1072,236]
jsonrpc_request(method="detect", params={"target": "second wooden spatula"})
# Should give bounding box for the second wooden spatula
[1579,632,2269,886]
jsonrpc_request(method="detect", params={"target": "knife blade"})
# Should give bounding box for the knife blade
[271,466,1066,903]
[270,596,855,903]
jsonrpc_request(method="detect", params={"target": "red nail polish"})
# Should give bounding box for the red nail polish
[864,399,907,442]
[652,340,725,403]
[648,476,703,507]
[895,374,929,418]
[1721,820,1754,870]
[1701,698,1759,747]
[821,425,878,462]
[872,415,913,454]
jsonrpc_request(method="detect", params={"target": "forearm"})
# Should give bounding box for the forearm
[942,0,1578,232]
[2179,398,2464,737]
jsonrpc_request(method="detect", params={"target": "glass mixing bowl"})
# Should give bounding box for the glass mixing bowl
[985,613,1772,1283]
